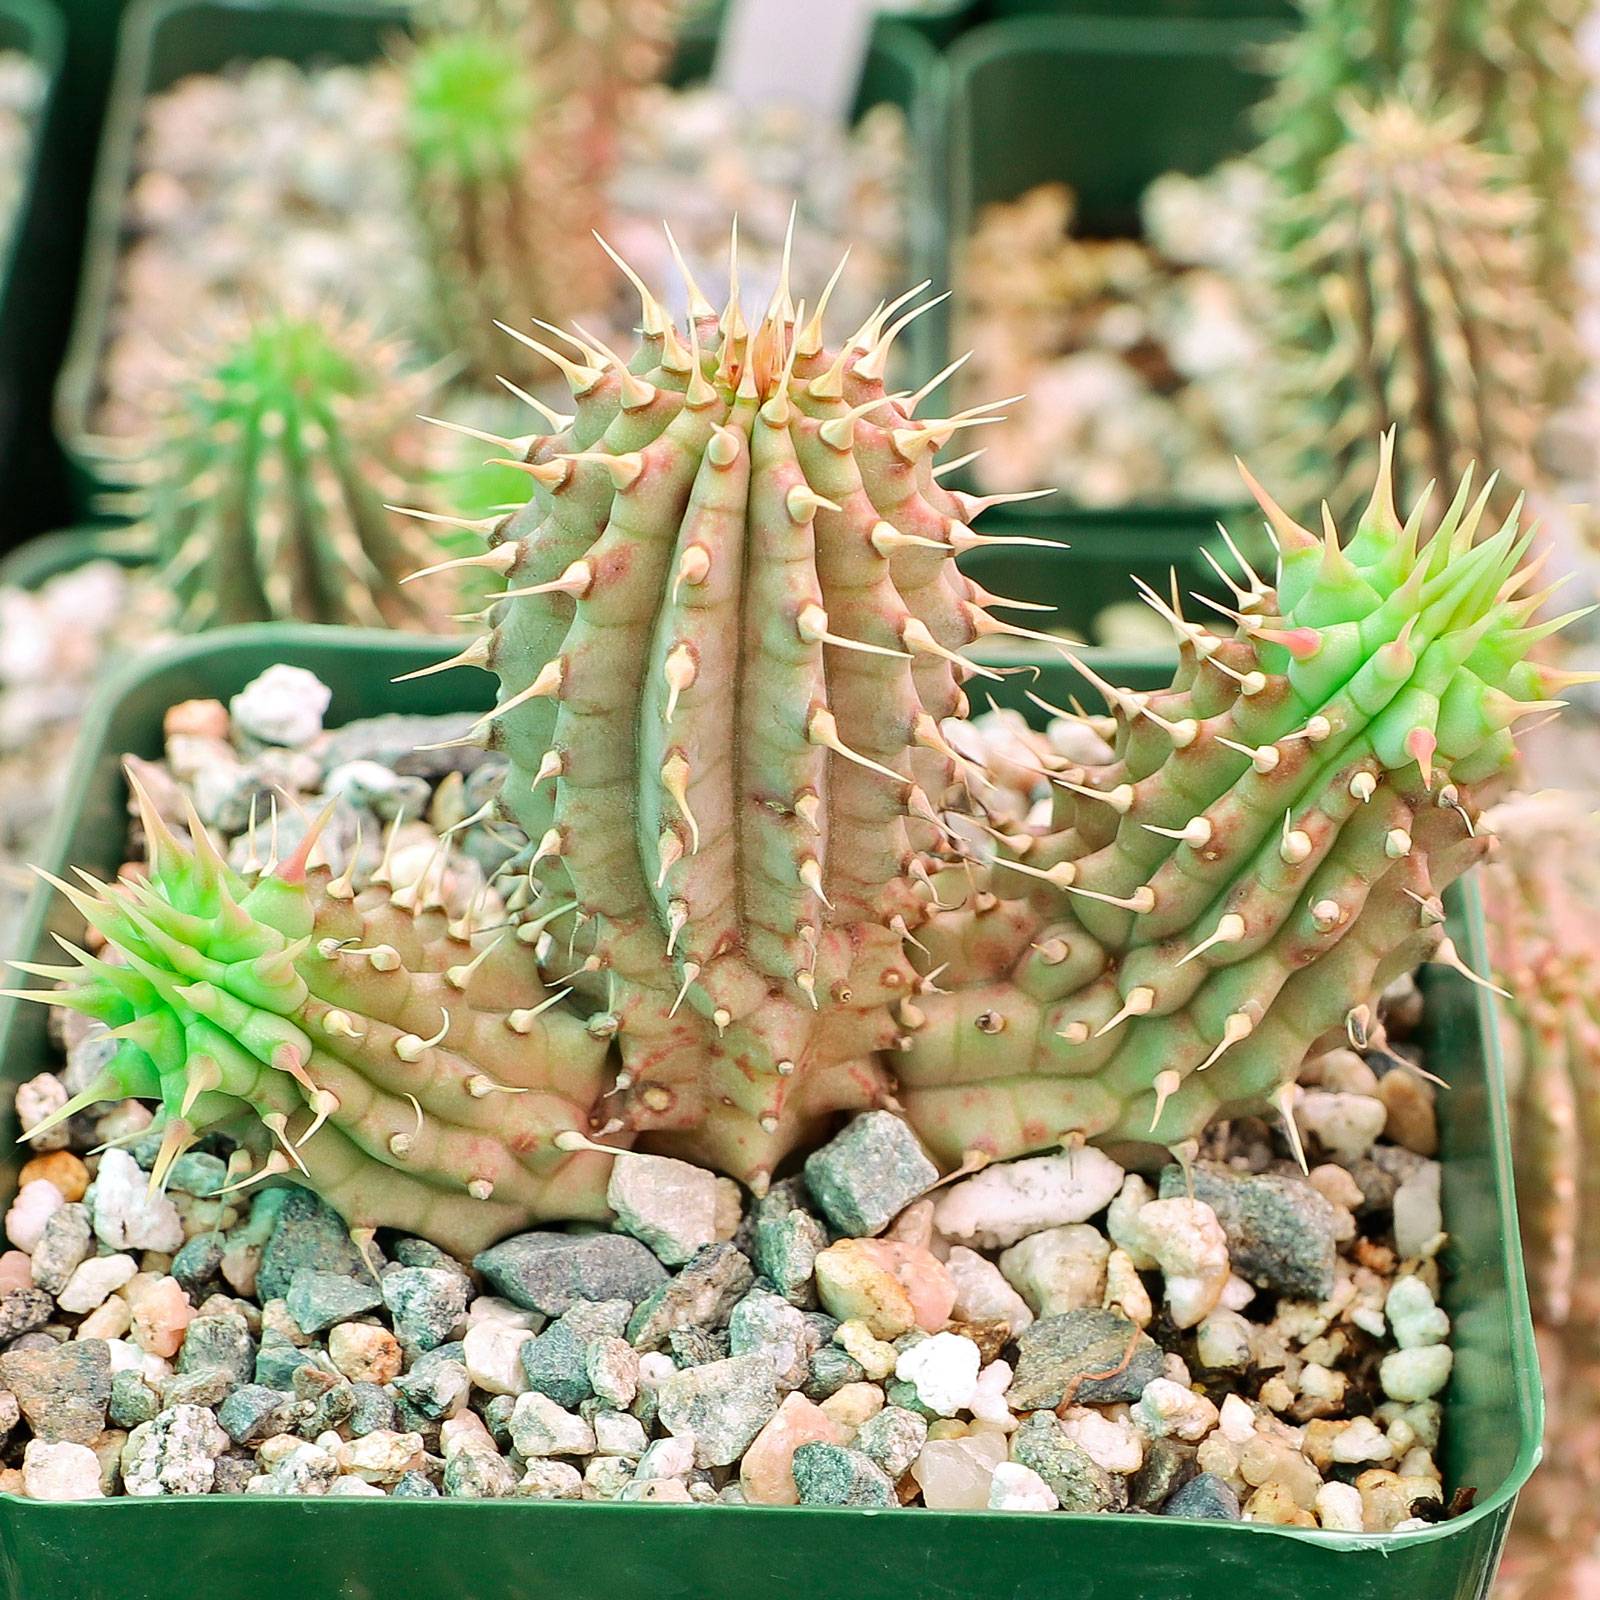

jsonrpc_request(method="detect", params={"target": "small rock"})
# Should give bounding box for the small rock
[21,1438,103,1500]
[592,1409,648,1457]
[895,1331,981,1416]
[1380,1345,1453,1403]
[607,1153,719,1266]
[854,1405,928,1479]
[1375,1065,1438,1156]
[1134,1197,1231,1327]
[1294,1090,1389,1164]
[328,1322,403,1385]
[477,1231,668,1318]
[1393,1162,1445,1261]
[121,1404,228,1495]
[0,1285,53,1340]
[30,1204,92,1294]
[945,1245,1033,1334]
[754,1210,826,1307]
[1316,1479,1366,1531]
[1008,1412,1123,1512]
[230,664,332,747]
[1000,1223,1110,1318]
[585,1336,639,1409]
[729,1287,809,1391]
[0,1339,111,1442]
[108,1368,160,1430]
[392,1470,440,1498]
[1164,1471,1242,1520]
[989,1461,1059,1511]
[619,1475,694,1503]
[126,1274,193,1358]
[508,1392,595,1457]
[1245,1481,1318,1526]
[1385,1275,1450,1349]
[517,1459,583,1499]
[217,1384,305,1446]
[88,1150,184,1253]
[819,1381,886,1437]
[634,1432,697,1481]
[665,1326,727,1367]
[382,1266,469,1353]
[393,1346,470,1419]
[1057,1405,1144,1474]
[5,1181,64,1254]
[933,1148,1125,1250]
[1129,1437,1199,1509]
[256,1189,371,1302]
[626,1242,753,1351]
[177,1312,254,1384]
[17,1151,89,1204]
[171,1234,226,1298]
[1006,1309,1163,1410]
[1134,1377,1220,1441]
[913,1433,1008,1509]
[740,1391,843,1505]
[803,1346,867,1401]
[443,1441,518,1498]
[349,1383,396,1437]
[336,1429,426,1484]
[285,1268,383,1335]
[803,1112,938,1237]
[1159,1161,1338,1302]
[522,1299,630,1408]
[791,1442,897,1507]
[1195,1308,1254,1371]
[656,1353,778,1467]
[15,1074,69,1151]
[463,1317,536,1396]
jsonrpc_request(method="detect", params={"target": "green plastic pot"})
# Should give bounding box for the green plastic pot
[0,519,149,587]
[0,622,1541,1599]
[53,0,950,513]
[943,14,1284,532]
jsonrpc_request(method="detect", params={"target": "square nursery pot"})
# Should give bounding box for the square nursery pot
[52,0,951,514]
[0,622,1542,1600]
[940,14,1287,592]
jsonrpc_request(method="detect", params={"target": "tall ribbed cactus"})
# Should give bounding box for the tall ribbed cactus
[14,243,1579,1255]
[139,311,445,630]
[1271,97,1545,527]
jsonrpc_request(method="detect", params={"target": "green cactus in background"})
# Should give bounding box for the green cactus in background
[14,245,1579,1253]
[1259,0,1584,322]
[402,1,684,387]
[138,311,446,631]
[1271,97,1546,528]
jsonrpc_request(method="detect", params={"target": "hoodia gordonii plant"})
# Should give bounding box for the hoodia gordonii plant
[133,310,447,630]
[12,242,1582,1256]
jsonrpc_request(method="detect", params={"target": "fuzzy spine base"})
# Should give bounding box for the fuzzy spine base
[17,243,1578,1252]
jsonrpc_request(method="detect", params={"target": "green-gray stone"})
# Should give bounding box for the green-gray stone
[176,1313,255,1384]
[381,1266,469,1353]
[1164,1471,1241,1520]
[1010,1412,1124,1512]
[803,1346,866,1402]
[171,1233,226,1298]
[853,1406,928,1480]
[393,1469,440,1498]
[791,1443,897,1507]
[802,1112,938,1238]
[168,1152,229,1197]
[108,1368,159,1430]
[284,1269,383,1335]
[257,1189,372,1301]
[754,1210,826,1307]
[1007,1309,1163,1409]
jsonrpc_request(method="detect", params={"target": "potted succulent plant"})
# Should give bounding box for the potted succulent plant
[0,240,1562,1599]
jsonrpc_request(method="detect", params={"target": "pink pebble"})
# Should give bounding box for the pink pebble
[125,1275,193,1358]
[740,1393,844,1505]
[4,1180,64,1253]
[854,1238,958,1333]
[0,1250,34,1296]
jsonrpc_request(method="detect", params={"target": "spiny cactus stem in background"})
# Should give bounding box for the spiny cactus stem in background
[17,226,1580,1255]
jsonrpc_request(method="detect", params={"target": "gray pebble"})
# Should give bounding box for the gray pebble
[1163,1471,1241,1521]
[1007,1310,1164,1410]
[177,1313,255,1385]
[0,1287,55,1341]
[1129,1436,1199,1510]
[1160,1160,1338,1301]
[521,1299,631,1409]
[122,1404,228,1496]
[381,1267,469,1354]
[443,1444,517,1498]
[217,1384,306,1447]
[754,1210,825,1307]
[394,1346,471,1420]
[803,1347,866,1402]
[1010,1412,1125,1513]
[171,1233,227,1298]
[30,1204,92,1295]
[853,1405,928,1480]
[655,1353,778,1467]
[666,1325,730,1367]
[475,1232,667,1318]
[585,1336,639,1409]
[348,1382,396,1437]
[392,1237,472,1278]
[167,1152,229,1197]
[285,1268,383,1335]
[159,1368,233,1411]
[257,1189,374,1301]
[729,1287,809,1390]
[791,1443,897,1507]
[254,1329,313,1390]
[108,1368,160,1431]
[392,1469,441,1498]
[627,1242,754,1352]
[212,1452,257,1495]
[803,1112,938,1237]
[0,1337,111,1443]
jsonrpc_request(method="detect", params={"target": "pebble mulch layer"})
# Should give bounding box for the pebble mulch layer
[2,667,1459,1527]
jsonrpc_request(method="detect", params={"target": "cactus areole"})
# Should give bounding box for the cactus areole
[16,237,1581,1255]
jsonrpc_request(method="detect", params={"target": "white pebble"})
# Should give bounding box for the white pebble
[1393,1161,1444,1261]
[5,1178,64,1252]
[606,1152,719,1266]
[969,1360,1015,1428]
[1135,1198,1230,1328]
[894,1331,981,1417]
[1106,1174,1157,1268]
[1217,1393,1257,1444]
[1385,1274,1450,1349]
[988,1461,1059,1511]
[944,1245,1033,1333]
[1133,1377,1219,1441]
[999,1223,1109,1318]
[230,664,332,747]
[1331,1417,1392,1463]
[462,1318,535,1396]
[1380,1345,1454,1403]
[508,1393,595,1458]
[89,1148,184,1253]
[634,1433,697,1481]
[57,1253,138,1314]
[467,1295,541,1330]
[932,1148,1124,1250]
[1058,1406,1144,1473]
[1294,1090,1387,1163]
[636,1351,677,1389]
[593,1411,649,1457]
[15,1074,69,1150]
[1195,1308,1253,1371]
[22,1439,103,1500]
[1102,1246,1153,1325]
[1315,1480,1365,1531]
